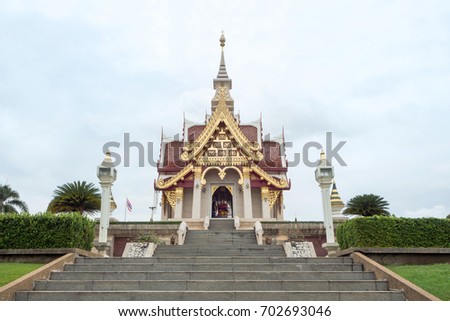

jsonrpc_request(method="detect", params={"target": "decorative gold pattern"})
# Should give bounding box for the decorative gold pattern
[194,166,202,180]
[261,186,269,202]
[211,185,220,195]
[200,166,244,187]
[175,187,183,202]
[250,164,289,189]
[212,185,233,195]
[164,191,176,209]
[242,167,251,179]
[181,85,262,163]
[218,170,226,180]
[268,190,281,208]
[155,163,194,189]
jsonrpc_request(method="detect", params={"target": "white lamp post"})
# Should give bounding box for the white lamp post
[315,150,339,256]
[149,190,158,222]
[95,150,117,256]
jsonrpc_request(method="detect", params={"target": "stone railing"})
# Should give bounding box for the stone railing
[234,216,240,229]
[254,221,264,245]
[203,216,210,230]
[177,221,189,245]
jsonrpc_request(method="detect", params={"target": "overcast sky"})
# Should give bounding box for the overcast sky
[1,0,449,222]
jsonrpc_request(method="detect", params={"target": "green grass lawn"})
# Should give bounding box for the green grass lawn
[385,263,450,301]
[0,263,44,287]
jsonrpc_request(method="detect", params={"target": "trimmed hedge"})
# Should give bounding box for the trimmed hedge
[336,216,450,250]
[0,212,95,251]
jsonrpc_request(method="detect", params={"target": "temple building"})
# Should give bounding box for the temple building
[155,34,290,224]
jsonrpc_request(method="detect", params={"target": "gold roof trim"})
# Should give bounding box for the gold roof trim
[250,164,289,189]
[155,163,194,190]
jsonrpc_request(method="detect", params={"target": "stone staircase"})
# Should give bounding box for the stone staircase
[16,219,405,301]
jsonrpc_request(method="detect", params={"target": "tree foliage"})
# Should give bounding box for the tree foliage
[47,181,101,216]
[343,193,390,217]
[0,184,29,213]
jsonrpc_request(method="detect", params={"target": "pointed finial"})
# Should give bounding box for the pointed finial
[101,149,114,167]
[220,31,226,49]
[320,149,326,161]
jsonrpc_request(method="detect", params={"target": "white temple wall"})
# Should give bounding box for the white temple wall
[182,188,193,219]
[251,188,262,218]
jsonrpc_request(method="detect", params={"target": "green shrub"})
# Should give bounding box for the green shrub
[0,212,95,251]
[336,216,450,250]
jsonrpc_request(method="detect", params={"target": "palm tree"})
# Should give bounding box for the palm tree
[343,194,391,217]
[47,181,101,216]
[0,184,29,213]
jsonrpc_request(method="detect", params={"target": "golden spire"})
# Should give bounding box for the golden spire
[330,180,345,207]
[212,31,233,112]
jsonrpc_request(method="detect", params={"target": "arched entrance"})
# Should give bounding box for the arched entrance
[211,186,233,218]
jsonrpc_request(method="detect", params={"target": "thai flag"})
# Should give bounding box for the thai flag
[126,198,133,212]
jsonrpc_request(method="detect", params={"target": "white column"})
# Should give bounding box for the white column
[261,187,271,220]
[320,184,335,243]
[192,167,202,220]
[243,177,253,219]
[242,167,253,219]
[174,187,184,220]
[99,183,111,243]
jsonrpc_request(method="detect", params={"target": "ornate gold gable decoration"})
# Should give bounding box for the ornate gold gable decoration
[268,190,281,208]
[181,85,263,164]
[164,190,176,209]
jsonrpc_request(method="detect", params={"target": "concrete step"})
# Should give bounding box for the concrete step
[64,262,363,272]
[16,218,406,301]
[209,219,235,230]
[156,244,277,249]
[154,247,285,257]
[187,230,254,235]
[155,245,283,251]
[33,279,389,291]
[183,241,257,245]
[155,247,284,252]
[48,270,377,281]
[16,290,405,301]
[154,249,285,255]
[75,256,355,264]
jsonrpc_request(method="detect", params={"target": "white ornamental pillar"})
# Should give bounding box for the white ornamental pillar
[315,150,339,256]
[261,187,271,220]
[174,187,184,220]
[96,150,117,256]
[320,184,335,243]
[99,183,111,243]
[242,167,253,219]
[192,167,202,220]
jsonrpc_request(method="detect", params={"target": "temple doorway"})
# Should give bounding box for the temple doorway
[211,186,233,218]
